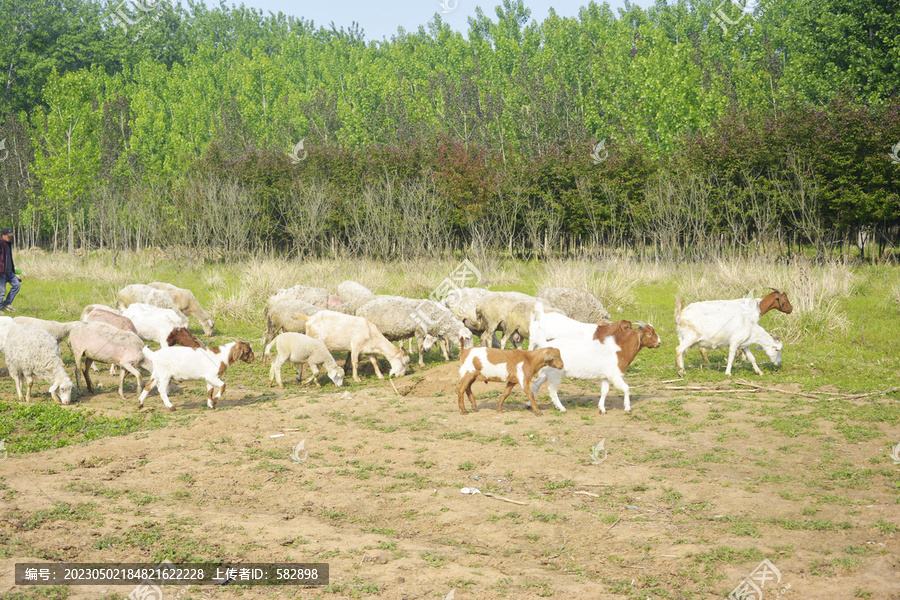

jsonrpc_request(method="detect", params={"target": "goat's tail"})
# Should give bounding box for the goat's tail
[263,339,276,357]
[673,296,684,325]
[141,346,154,362]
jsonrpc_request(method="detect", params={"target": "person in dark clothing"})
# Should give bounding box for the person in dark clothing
[0,227,21,311]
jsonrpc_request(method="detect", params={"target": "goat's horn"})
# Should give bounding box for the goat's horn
[633,321,648,328]
[768,287,784,294]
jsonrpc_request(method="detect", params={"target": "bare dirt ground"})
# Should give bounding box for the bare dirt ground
[1,360,898,600]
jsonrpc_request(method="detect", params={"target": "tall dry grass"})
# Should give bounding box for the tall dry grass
[18,249,860,344]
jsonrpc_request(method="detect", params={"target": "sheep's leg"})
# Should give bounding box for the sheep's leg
[349,345,361,382]
[82,357,95,393]
[138,378,158,407]
[482,322,499,347]
[699,348,711,364]
[110,364,118,376]
[415,332,427,367]
[295,362,304,383]
[303,363,321,387]
[521,377,543,416]
[495,382,518,413]
[456,372,478,414]
[11,369,24,402]
[532,368,565,412]
[119,363,142,399]
[272,354,288,388]
[598,378,610,414]
[609,372,631,412]
[24,376,34,403]
[369,354,385,379]
[440,337,450,361]
[73,351,85,393]
[499,328,512,350]
[724,341,740,376]
[156,377,176,411]
[742,348,764,376]
[675,338,693,377]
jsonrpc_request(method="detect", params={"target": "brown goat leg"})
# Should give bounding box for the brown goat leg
[495,382,517,412]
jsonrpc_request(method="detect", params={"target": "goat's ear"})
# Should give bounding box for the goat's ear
[620,320,633,331]
[771,334,781,341]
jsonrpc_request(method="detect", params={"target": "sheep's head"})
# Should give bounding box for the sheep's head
[51,379,74,405]
[328,367,345,387]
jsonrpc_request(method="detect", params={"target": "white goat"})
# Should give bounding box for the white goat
[674,301,782,376]
[138,341,255,410]
[148,282,216,335]
[123,303,189,346]
[264,332,344,388]
[531,322,661,413]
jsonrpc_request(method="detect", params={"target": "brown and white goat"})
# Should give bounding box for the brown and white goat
[531,321,662,413]
[456,346,564,415]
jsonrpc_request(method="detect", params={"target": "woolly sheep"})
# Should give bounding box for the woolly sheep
[357,296,454,366]
[267,284,343,312]
[148,282,216,336]
[264,332,344,388]
[262,299,323,349]
[4,322,73,404]
[12,316,79,342]
[536,287,611,323]
[80,304,121,321]
[475,292,538,349]
[336,280,375,315]
[0,315,13,352]
[117,284,188,323]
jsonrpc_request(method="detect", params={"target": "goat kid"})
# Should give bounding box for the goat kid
[457,346,564,415]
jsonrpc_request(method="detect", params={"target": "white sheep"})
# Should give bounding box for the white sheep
[138,341,255,410]
[336,280,375,314]
[4,322,73,404]
[0,315,13,352]
[117,284,188,323]
[264,332,344,388]
[12,316,79,342]
[148,282,216,335]
[122,303,189,346]
[536,287,611,323]
[475,292,544,349]
[301,311,409,382]
[356,296,439,366]
[262,299,323,348]
[267,284,343,312]
[68,321,152,399]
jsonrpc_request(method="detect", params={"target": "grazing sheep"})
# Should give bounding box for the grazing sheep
[536,287,611,323]
[442,287,493,334]
[12,316,79,342]
[357,296,439,366]
[138,341,255,410]
[474,292,540,349]
[117,284,188,323]
[68,321,152,399]
[122,303,189,346]
[268,284,343,312]
[262,299,323,349]
[456,346,565,415]
[148,282,215,335]
[531,321,661,413]
[82,308,141,376]
[413,300,474,361]
[4,322,73,404]
[264,332,344,388]
[336,280,375,315]
[301,311,409,382]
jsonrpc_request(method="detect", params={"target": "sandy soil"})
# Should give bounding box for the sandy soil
[1,360,898,599]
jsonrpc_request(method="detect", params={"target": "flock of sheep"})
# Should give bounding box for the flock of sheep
[0,276,792,415]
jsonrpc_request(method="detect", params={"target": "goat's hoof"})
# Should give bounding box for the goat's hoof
[168,406,176,412]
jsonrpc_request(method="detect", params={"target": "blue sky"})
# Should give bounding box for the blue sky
[215,0,657,41]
